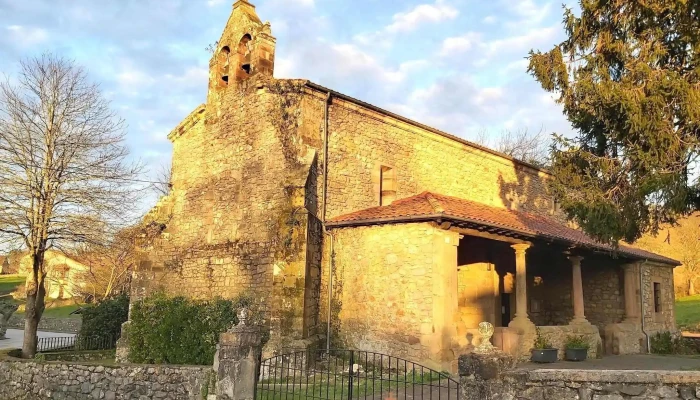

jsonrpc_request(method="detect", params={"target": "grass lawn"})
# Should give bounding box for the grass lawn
[676,295,700,331]
[0,274,25,295]
[16,303,82,319]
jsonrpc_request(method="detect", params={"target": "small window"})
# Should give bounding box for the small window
[653,282,662,313]
[380,166,396,206]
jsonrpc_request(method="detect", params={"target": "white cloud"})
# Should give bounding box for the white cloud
[328,44,423,84]
[5,25,49,47]
[439,32,481,56]
[482,15,497,24]
[207,0,224,7]
[506,0,552,27]
[386,0,459,33]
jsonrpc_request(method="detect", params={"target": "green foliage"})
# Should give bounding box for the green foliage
[529,1,700,244]
[676,294,700,332]
[79,294,129,347]
[533,328,553,349]
[565,335,589,350]
[127,293,257,365]
[650,331,698,355]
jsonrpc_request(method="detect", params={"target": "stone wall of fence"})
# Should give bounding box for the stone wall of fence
[459,353,700,400]
[0,358,216,400]
[8,315,82,333]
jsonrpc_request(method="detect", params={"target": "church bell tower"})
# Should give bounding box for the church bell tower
[208,1,276,102]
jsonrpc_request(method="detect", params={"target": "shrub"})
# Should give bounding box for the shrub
[79,294,129,348]
[650,331,697,355]
[565,335,589,350]
[127,292,257,365]
[533,328,553,349]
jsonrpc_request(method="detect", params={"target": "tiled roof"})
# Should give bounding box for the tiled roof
[327,192,680,265]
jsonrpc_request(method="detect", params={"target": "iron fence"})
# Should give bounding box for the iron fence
[257,349,459,400]
[37,334,115,353]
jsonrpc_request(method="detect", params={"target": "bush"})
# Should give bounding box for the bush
[650,331,697,355]
[533,328,553,349]
[79,294,129,347]
[127,293,256,365]
[565,335,590,350]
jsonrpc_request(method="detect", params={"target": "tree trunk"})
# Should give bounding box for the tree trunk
[22,251,46,359]
[22,287,45,358]
[690,279,696,296]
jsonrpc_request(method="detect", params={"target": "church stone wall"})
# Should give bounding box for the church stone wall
[323,223,460,370]
[313,91,560,222]
[134,78,321,347]
[642,263,677,335]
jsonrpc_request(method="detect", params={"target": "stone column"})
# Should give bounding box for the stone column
[508,244,535,332]
[622,263,641,324]
[568,256,588,325]
[216,308,263,400]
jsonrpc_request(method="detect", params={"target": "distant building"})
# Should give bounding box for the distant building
[19,251,89,300]
[0,257,7,275]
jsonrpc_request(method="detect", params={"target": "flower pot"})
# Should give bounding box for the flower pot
[565,348,588,361]
[530,348,558,363]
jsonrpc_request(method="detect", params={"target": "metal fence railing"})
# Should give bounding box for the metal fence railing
[37,334,116,353]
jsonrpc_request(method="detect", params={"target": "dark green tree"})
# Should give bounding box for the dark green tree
[529,1,700,244]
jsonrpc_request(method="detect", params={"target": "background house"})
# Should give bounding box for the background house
[19,251,89,300]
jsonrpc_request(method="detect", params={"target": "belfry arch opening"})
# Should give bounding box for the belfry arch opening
[219,46,231,85]
[238,34,252,77]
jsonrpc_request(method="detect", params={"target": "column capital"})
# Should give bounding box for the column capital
[511,243,531,254]
[568,255,584,265]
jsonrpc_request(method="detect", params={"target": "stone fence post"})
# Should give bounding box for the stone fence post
[216,308,263,400]
[458,352,518,400]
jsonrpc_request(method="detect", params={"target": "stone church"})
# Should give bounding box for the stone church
[125,0,679,371]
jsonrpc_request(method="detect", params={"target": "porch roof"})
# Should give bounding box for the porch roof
[326,192,680,266]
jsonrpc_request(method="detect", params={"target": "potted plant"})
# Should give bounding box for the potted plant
[530,328,557,363]
[565,335,589,361]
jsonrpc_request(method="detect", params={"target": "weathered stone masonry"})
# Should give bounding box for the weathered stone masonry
[0,360,213,400]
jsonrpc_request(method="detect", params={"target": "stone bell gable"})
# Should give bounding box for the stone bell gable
[207,0,276,112]
[131,1,324,352]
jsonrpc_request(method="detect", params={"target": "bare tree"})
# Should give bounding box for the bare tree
[0,54,142,358]
[75,225,140,300]
[476,128,551,168]
[152,162,172,197]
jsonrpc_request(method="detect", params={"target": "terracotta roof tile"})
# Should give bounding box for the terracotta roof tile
[327,192,679,265]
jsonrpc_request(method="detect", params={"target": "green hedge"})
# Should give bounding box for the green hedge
[127,293,255,365]
[79,294,129,347]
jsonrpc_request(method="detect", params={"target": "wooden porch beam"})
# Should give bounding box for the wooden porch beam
[449,226,531,245]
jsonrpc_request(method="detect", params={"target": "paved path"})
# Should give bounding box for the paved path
[518,354,700,371]
[0,329,75,351]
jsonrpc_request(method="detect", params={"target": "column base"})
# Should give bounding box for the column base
[508,316,536,334]
[569,317,592,327]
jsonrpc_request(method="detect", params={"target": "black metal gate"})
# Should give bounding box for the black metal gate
[257,349,460,400]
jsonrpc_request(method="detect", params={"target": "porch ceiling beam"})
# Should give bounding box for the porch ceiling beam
[450,226,531,245]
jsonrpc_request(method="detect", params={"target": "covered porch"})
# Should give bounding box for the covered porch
[325,191,679,371]
[452,231,646,359]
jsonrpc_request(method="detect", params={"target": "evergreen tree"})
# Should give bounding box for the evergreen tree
[529,1,700,244]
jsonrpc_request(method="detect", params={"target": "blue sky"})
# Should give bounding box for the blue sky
[0,0,577,212]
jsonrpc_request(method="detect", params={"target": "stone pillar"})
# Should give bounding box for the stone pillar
[216,308,263,400]
[568,256,588,325]
[0,301,19,340]
[508,244,534,332]
[622,263,641,323]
